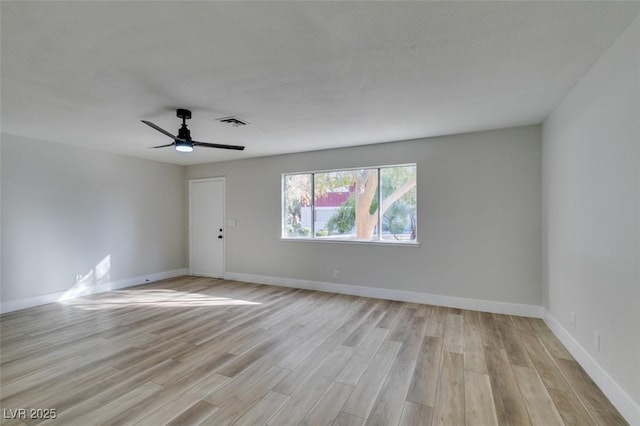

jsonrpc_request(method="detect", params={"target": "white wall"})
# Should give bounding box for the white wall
[187,125,542,308]
[542,13,640,419]
[1,133,187,308]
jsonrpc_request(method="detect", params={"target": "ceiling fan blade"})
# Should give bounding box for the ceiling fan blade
[149,143,175,149]
[193,141,245,151]
[141,120,178,140]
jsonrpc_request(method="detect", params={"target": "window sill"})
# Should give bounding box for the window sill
[280,238,420,247]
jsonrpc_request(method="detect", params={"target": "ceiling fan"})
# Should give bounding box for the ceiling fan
[142,109,245,153]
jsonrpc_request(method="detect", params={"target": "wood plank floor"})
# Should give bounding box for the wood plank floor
[0,276,627,425]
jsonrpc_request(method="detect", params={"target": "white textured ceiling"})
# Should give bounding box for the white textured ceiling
[2,1,639,166]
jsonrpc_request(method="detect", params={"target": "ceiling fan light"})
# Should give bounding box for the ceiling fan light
[175,140,193,152]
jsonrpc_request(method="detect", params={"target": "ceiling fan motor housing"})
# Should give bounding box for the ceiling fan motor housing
[178,125,191,141]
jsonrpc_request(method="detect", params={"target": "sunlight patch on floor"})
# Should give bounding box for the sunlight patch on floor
[60,288,261,310]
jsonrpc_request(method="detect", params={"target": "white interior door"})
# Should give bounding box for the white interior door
[190,178,225,277]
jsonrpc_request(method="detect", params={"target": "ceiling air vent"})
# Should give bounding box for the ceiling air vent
[217,116,248,127]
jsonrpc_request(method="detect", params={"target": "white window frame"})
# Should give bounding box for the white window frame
[281,164,418,246]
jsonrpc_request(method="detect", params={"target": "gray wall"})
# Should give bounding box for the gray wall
[1,133,187,303]
[188,125,542,305]
[542,15,640,406]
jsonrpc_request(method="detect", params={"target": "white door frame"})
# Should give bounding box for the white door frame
[189,177,225,277]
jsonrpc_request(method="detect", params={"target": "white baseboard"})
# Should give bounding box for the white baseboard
[0,268,188,314]
[224,272,544,318]
[544,312,639,425]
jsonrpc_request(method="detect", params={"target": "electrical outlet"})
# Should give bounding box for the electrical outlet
[75,274,83,283]
[593,332,600,352]
[570,312,576,329]
[333,270,339,280]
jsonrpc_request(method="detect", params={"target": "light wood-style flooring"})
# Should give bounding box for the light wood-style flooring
[0,276,627,425]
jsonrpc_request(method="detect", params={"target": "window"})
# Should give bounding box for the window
[282,164,417,243]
